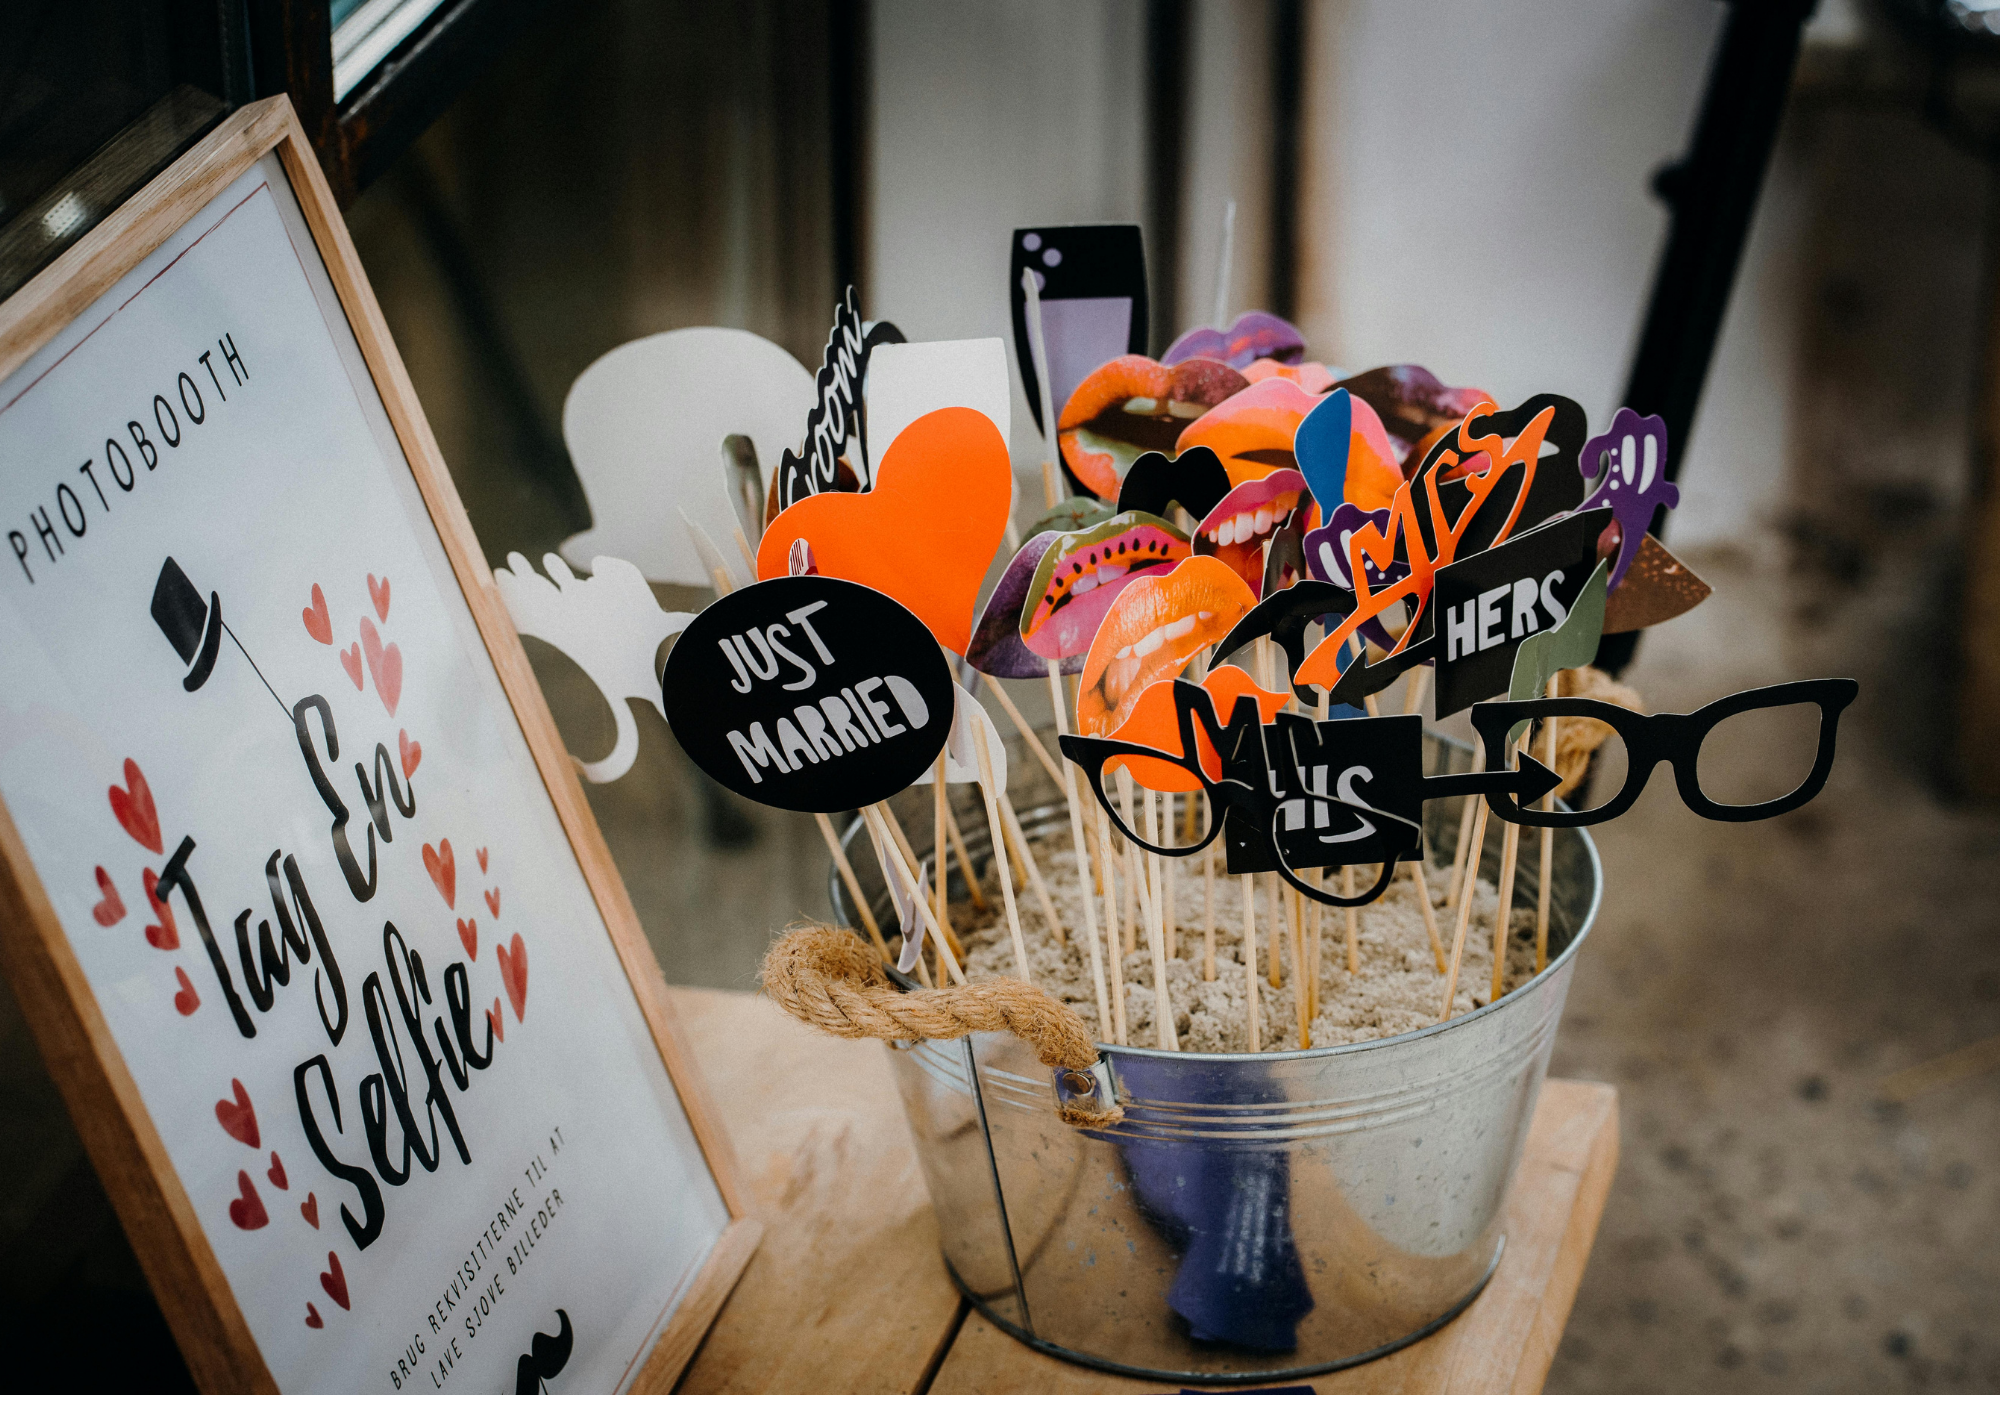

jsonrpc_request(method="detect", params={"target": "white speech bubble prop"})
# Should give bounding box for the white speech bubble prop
[493,552,692,783]
[914,683,1007,794]
[561,328,816,587]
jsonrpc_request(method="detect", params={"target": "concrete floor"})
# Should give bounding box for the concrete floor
[0,19,1995,1392]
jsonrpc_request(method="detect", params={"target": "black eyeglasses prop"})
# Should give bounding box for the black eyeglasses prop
[1059,677,1858,907]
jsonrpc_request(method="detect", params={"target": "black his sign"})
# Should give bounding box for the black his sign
[660,575,953,814]
[1223,712,1425,875]
[1431,508,1612,719]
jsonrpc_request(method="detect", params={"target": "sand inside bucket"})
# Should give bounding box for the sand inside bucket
[949,827,1541,1054]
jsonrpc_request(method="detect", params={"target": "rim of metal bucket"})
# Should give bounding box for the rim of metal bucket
[828,739,1601,1062]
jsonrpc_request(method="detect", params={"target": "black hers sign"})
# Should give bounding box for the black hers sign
[661,575,953,813]
[1430,507,1612,719]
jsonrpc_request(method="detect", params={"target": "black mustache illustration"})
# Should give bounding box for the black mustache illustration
[516,1308,574,1394]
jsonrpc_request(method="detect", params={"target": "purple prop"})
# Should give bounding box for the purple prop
[1302,504,1398,592]
[1576,408,1676,589]
[967,531,1083,678]
[1162,311,1307,370]
[1302,505,1401,651]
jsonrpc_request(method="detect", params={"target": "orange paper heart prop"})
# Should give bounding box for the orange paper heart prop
[756,406,1011,656]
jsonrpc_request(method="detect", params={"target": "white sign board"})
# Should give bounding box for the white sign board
[0,104,746,1393]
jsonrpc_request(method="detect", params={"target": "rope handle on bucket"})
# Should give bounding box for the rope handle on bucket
[760,924,1123,1129]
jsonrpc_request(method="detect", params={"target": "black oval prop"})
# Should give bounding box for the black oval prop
[661,576,953,814]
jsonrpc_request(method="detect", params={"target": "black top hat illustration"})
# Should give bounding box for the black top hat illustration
[150,557,223,691]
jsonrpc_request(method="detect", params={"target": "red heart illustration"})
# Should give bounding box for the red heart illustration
[301,1192,320,1229]
[756,406,1012,655]
[108,758,162,854]
[302,584,333,645]
[320,1251,350,1310]
[498,935,528,1022]
[267,1150,288,1190]
[422,840,455,908]
[215,1078,259,1148]
[142,868,178,950]
[399,729,421,778]
[304,1303,323,1329]
[456,917,477,960]
[359,618,402,716]
[90,867,126,926]
[488,998,505,1043]
[368,573,391,622]
[484,888,500,919]
[340,642,363,689]
[172,967,199,1015]
[476,847,489,874]
[228,1170,268,1230]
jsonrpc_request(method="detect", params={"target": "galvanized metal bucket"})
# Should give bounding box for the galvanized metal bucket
[829,735,1601,1384]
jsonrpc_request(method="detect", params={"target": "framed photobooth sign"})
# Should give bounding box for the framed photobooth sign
[0,97,756,1392]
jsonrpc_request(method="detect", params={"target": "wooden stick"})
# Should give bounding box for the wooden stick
[942,803,987,912]
[1046,662,1109,899]
[1536,683,1560,973]
[1401,660,1430,717]
[1047,697,1111,1039]
[1408,858,1447,972]
[1343,865,1359,973]
[1095,801,1128,1045]
[861,804,964,984]
[879,802,965,962]
[1202,795,1217,982]
[1000,792,1065,946]
[970,724,1031,983]
[1022,267,1062,506]
[1141,789,1178,1050]
[1266,874,1283,987]
[1115,770,1149,956]
[982,671,1067,796]
[1291,888,1309,1049]
[1445,738,1486,909]
[1163,794,1178,958]
[933,747,951,982]
[1491,810,1521,1003]
[1242,871,1260,1052]
[1307,873,1323,1022]
[730,522,759,583]
[1350,633,1381,717]
[1439,798,1490,1023]
[816,812,890,961]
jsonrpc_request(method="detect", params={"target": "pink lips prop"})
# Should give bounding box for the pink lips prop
[1019,510,1192,664]
[1193,469,1309,592]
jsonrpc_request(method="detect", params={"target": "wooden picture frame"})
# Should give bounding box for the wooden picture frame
[0,95,757,1393]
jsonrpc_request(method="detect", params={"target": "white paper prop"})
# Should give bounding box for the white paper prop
[914,683,1008,794]
[560,328,816,588]
[886,852,929,974]
[862,338,1012,484]
[492,553,692,783]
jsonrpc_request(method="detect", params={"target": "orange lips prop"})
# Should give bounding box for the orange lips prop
[1057,356,1249,499]
[1175,377,1322,486]
[757,406,1011,655]
[1075,555,1259,737]
[1105,663,1291,791]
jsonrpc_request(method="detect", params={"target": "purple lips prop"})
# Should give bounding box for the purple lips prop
[1163,311,1308,370]
[967,532,1082,678]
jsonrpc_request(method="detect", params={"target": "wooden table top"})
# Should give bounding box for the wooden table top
[670,986,1619,1395]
